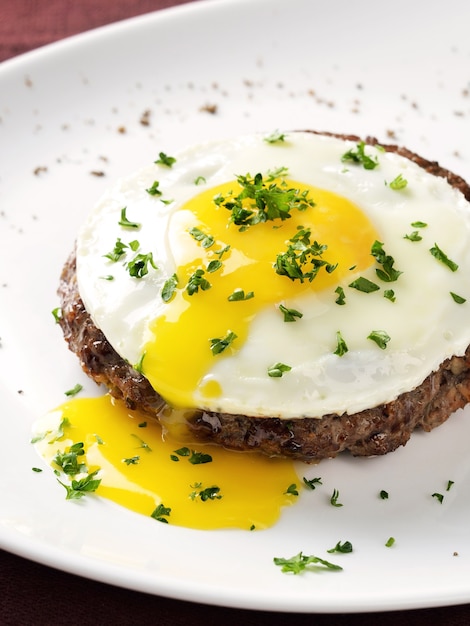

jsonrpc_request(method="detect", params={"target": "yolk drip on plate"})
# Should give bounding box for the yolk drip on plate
[33,395,300,530]
[142,178,379,408]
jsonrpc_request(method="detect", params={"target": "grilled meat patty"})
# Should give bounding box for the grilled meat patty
[57,133,470,461]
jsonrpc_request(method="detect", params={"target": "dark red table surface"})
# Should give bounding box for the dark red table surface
[1,1,470,624]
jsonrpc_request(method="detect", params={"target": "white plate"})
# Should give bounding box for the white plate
[1,0,470,613]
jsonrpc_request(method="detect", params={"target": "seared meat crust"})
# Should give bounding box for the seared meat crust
[57,133,470,461]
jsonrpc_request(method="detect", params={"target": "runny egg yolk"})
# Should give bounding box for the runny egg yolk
[142,178,379,408]
[34,395,299,530]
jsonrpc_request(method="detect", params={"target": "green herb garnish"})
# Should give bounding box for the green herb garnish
[151,503,171,523]
[186,269,211,295]
[302,476,322,490]
[335,286,346,305]
[189,227,215,249]
[279,304,303,322]
[389,174,408,190]
[404,231,422,242]
[327,541,353,554]
[118,207,140,229]
[430,244,459,272]
[53,442,85,476]
[123,456,140,465]
[348,276,380,293]
[154,152,176,167]
[264,130,287,144]
[273,552,342,574]
[367,330,391,349]
[341,141,378,170]
[146,180,162,196]
[51,307,62,323]
[161,273,178,302]
[330,488,343,507]
[217,172,315,229]
[284,483,299,496]
[189,484,222,501]
[385,537,395,548]
[267,362,292,378]
[210,331,237,355]
[371,240,402,282]
[334,331,348,357]
[450,292,466,304]
[228,289,254,302]
[275,228,334,283]
[64,383,83,397]
[127,252,157,278]
[58,469,101,500]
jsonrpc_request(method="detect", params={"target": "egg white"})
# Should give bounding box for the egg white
[76,132,470,418]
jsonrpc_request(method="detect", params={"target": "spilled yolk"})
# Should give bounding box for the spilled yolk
[34,395,299,530]
[142,179,379,408]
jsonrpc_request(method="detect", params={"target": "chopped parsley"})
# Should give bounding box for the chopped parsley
[57,469,101,500]
[371,240,402,283]
[118,207,141,229]
[379,490,389,500]
[389,174,408,190]
[348,276,380,293]
[189,227,215,249]
[432,492,444,504]
[51,307,62,323]
[266,165,289,181]
[151,503,171,523]
[194,175,206,185]
[210,331,237,355]
[302,476,322,490]
[264,130,287,144]
[279,304,303,322]
[215,172,315,229]
[327,541,353,554]
[206,259,222,273]
[341,141,379,170]
[228,289,254,302]
[130,434,152,452]
[273,552,342,574]
[154,152,176,167]
[134,351,146,374]
[188,451,213,465]
[284,483,299,496]
[450,292,466,304]
[64,383,83,397]
[53,442,85,476]
[334,331,348,357]
[335,286,346,305]
[385,537,395,548]
[189,483,222,501]
[123,456,140,465]
[330,488,343,507]
[275,227,335,283]
[430,243,459,272]
[146,180,162,196]
[404,230,422,242]
[383,289,396,302]
[267,362,292,378]
[127,252,158,278]
[161,273,178,302]
[411,221,427,228]
[367,330,391,349]
[186,269,211,295]
[104,238,129,262]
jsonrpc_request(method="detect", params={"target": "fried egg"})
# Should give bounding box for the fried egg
[76,131,470,419]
